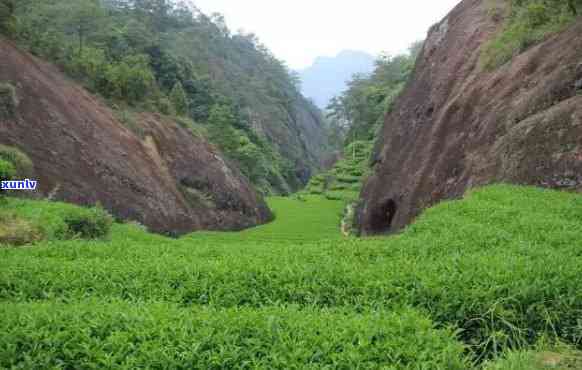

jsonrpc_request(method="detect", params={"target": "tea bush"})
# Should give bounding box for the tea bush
[1,185,581,366]
[0,198,113,245]
[0,302,468,369]
[62,204,114,239]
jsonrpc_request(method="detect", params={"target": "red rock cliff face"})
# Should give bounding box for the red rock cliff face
[358,0,582,235]
[0,39,272,235]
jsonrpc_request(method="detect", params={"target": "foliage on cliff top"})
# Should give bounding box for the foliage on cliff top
[482,0,581,69]
[325,41,422,150]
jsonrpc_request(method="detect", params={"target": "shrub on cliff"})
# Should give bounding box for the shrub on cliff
[482,0,580,69]
[0,0,15,35]
[0,159,14,180]
[0,145,33,178]
[170,81,188,116]
[0,82,18,119]
[103,54,155,104]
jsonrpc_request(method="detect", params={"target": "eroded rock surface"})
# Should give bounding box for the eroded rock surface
[0,39,272,235]
[358,0,582,235]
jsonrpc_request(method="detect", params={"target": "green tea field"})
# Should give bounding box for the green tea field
[1,185,582,369]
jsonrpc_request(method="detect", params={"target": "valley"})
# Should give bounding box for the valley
[1,0,582,368]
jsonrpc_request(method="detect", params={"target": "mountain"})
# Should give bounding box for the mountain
[3,0,329,196]
[0,38,272,235]
[298,50,375,109]
[357,0,582,235]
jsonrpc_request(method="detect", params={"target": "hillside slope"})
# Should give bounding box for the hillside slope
[6,0,329,195]
[0,39,271,235]
[358,0,582,235]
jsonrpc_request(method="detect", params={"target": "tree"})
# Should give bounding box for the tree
[234,136,267,182]
[567,0,579,15]
[183,77,214,122]
[210,12,229,37]
[104,54,155,103]
[8,0,324,193]
[0,0,15,35]
[62,0,105,55]
[325,41,421,147]
[133,0,173,32]
[170,81,188,116]
[207,104,239,154]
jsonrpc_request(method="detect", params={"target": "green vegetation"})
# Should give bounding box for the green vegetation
[0,0,15,35]
[170,81,188,116]
[481,0,581,69]
[0,82,18,119]
[0,159,14,182]
[1,185,582,367]
[319,44,421,234]
[9,0,325,194]
[0,302,467,369]
[0,159,15,201]
[0,198,113,245]
[302,141,372,235]
[303,141,373,235]
[483,345,582,369]
[0,145,32,202]
[325,42,421,151]
[0,144,33,178]
[0,212,42,246]
[305,141,373,199]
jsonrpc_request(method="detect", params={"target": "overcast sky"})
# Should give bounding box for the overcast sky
[192,1,462,70]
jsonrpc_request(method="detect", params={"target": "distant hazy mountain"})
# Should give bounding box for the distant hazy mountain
[298,50,376,109]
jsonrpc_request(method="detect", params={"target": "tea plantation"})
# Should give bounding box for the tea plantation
[1,185,582,368]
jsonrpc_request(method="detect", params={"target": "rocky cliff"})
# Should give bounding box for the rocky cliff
[358,0,582,235]
[0,39,272,235]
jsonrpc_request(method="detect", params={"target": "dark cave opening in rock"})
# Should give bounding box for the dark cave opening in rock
[370,198,398,234]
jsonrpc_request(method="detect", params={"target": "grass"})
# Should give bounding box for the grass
[0,184,581,367]
[0,212,42,246]
[483,344,582,369]
[303,140,373,235]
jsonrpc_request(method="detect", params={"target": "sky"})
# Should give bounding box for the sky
[192,0,462,70]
